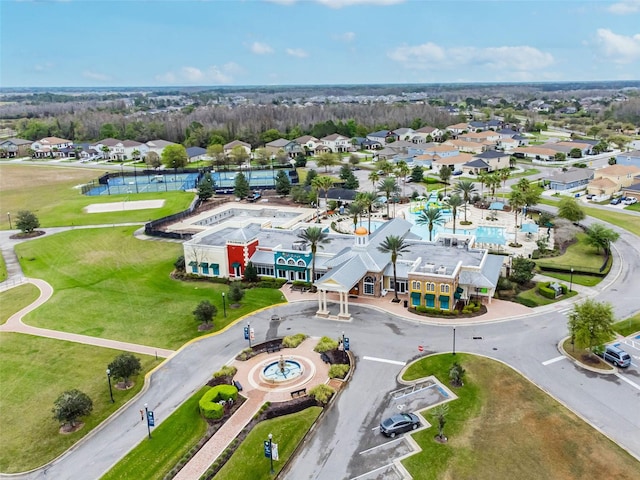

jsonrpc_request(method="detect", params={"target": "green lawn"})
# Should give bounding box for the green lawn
[215,407,322,480]
[101,386,209,480]
[15,227,285,349]
[0,164,194,229]
[515,284,578,307]
[613,314,640,337]
[0,283,40,325]
[0,253,7,282]
[401,354,639,480]
[0,333,160,473]
[510,168,540,178]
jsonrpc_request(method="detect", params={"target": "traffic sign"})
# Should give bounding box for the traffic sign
[147,411,155,427]
[250,327,255,340]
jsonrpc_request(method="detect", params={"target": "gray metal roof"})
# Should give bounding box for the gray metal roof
[458,254,504,288]
[249,250,275,265]
[474,150,509,159]
[550,168,594,184]
[316,255,367,292]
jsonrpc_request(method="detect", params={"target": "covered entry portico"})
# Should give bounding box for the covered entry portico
[315,278,357,321]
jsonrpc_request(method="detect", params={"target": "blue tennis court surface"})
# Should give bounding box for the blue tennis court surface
[85,173,200,196]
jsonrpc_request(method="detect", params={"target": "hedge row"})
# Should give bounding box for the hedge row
[199,385,238,420]
[538,281,568,299]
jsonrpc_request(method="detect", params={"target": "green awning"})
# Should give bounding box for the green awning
[425,294,435,300]
[188,261,197,267]
[439,295,449,302]
[200,262,209,267]
[410,292,421,301]
[454,292,461,299]
[231,262,241,268]
[210,263,219,268]
[456,286,464,293]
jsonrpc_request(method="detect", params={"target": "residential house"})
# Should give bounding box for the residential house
[122,140,148,160]
[146,139,177,157]
[588,165,640,195]
[223,140,252,156]
[430,153,474,173]
[321,133,352,153]
[0,138,32,158]
[512,134,530,147]
[458,131,501,146]
[74,143,101,161]
[367,130,399,145]
[622,182,640,202]
[446,123,470,136]
[615,150,640,168]
[31,136,74,158]
[444,139,485,155]
[513,146,558,162]
[498,137,519,151]
[421,143,459,158]
[413,126,443,142]
[470,150,510,172]
[548,168,594,191]
[393,128,415,142]
[351,137,382,150]
[462,159,491,175]
[586,177,618,197]
[294,135,320,155]
[265,138,302,158]
[186,146,207,162]
[469,119,503,131]
[542,141,592,157]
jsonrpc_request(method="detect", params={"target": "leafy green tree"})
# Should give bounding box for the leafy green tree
[207,144,226,170]
[368,170,380,189]
[339,164,352,181]
[439,166,452,194]
[275,170,291,195]
[228,282,245,303]
[304,169,318,187]
[445,194,464,234]
[193,300,217,328]
[197,172,215,201]
[568,299,615,356]
[52,389,93,430]
[554,152,567,162]
[410,165,424,183]
[260,129,282,144]
[498,168,511,188]
[230,145,250,167]
[509,256,535,285]
[234,172,250,198]
[377,235,411,302]
[99,123,120,139]
[343,170,359,190]
[108,353,142,387]
[297,226,330,282]
[585,223,619,254]
[378,177,399,218]
[569,148,582,159]
[145,151,161,170]
[294,153,307,168]
[16,210,40,234]
[174,255,185,273]
[316,152,338,172]
[243,261,259,282]
[161,144,188,171]
[431,403,449,441]
[453,179,477,223]
[348,154,360,168]
[557,197,585,222]
[415,207,445,242]
[254,148,269,167]
[355,191,378,234]
[449,362,465,387]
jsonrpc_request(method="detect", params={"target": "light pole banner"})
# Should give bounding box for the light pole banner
[272,443,279,461]
[263,440,271,458]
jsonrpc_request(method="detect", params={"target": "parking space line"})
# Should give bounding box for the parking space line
[359,437,403,455]
[362,355,406,366]
[615,373,640,391]
[350,463,397,480]
[542,355,566,366]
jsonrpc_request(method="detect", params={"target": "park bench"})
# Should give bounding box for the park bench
[267,344,281,353]
[320,352,331,364]
[290,388,307,398]
[233,380,243,391]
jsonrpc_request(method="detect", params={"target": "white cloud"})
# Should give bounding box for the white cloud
[333,31,356,42]
[250,42,274,55]
[608,0,640,14]
[595,28,640,63]
[82,71,110,82]
[388,42,554,75]
[155,63,239,85]
[286,47,308,58]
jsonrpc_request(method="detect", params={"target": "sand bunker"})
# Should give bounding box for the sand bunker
[84,199,165,213]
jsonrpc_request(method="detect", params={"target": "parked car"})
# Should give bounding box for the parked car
[452,170,463,176]
[586,194,594,200]
[610,197,622,205]
[599,345,631,368]
[623,197,637,205]
[379,413,421,437]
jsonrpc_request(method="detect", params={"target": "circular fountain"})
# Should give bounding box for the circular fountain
[260,355,304,384]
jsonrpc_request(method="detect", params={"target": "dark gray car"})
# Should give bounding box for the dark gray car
[379,412,420,437]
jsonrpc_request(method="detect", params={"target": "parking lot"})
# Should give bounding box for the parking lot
[350,377,456,480]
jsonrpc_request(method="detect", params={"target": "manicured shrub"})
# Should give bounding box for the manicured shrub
[328,364,350,379]
[309,384,335,404]
[212,365,237,379]
[314,336,339,353]
[199,385,238,419]
[282,333,308,348]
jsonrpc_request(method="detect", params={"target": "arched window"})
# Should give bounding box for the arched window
[297,259,306,267]
[363,276,375,295]
[441,284,450,293]
[287,258,295,265]
[277,257,286,265]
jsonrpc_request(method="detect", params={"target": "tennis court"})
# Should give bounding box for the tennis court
[84,172,200,196]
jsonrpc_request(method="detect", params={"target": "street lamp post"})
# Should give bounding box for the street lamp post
[570,267,574,292]
[222,292,226,318]
[268,433,274,474]
[248,322,252,348]
[452,327,456,356]
[106,368,114,403]
[342,331,347,362]
[7,212,11,230]
[144,403,151,439]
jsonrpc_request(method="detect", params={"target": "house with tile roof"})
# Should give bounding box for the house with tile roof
[367,130,399,144]
[0,138,32,158]
[321,133,352,153]
[470,150,510,172]
[548,167,595,191]
[146,139,177,157]
[294,135,321,154]
[458,131,501,145]
[588,164,640,195]
[265,138,303,158]
[513,146,558,162]
[413,126,444,142]
[446,123,470,136]
[444,139,485,155]
[223,140,252,156]
[31,136,74,158]
[615,150,640,168]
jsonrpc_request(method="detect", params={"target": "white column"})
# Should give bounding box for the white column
[322,290,327,311]
[318,289,323,311]
[344,293,349,315]
[339,292,344,315]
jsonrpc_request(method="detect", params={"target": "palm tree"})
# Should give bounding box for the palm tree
[349,202,364,232]
[378,177,399,218]
[439,166,452,195]
[499,168,511,188]
[377,235,411,302]
[355,191,377,234]
[453,179,477,223]
[487,173,501,200]
[311,176,334,214]
[415,207,445,242]
[101,145,110,160]
[445,194,464,234]
[509,189,527,246]
[368,171,380,189]
[396,160,411,198]
[297,226,330,284]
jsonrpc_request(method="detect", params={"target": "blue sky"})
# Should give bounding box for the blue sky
[1,0,639,87]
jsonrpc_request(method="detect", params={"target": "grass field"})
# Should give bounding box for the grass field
[15,227,285,349]
[401,354,639,480]
[613,314,640,337]
[0,283,40,325]
[215,407,322,480]
[515,285,578,307]
[101,386,209,480]
[0,164,194,229]
[0,333,160,473]
[0,253,6,282]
